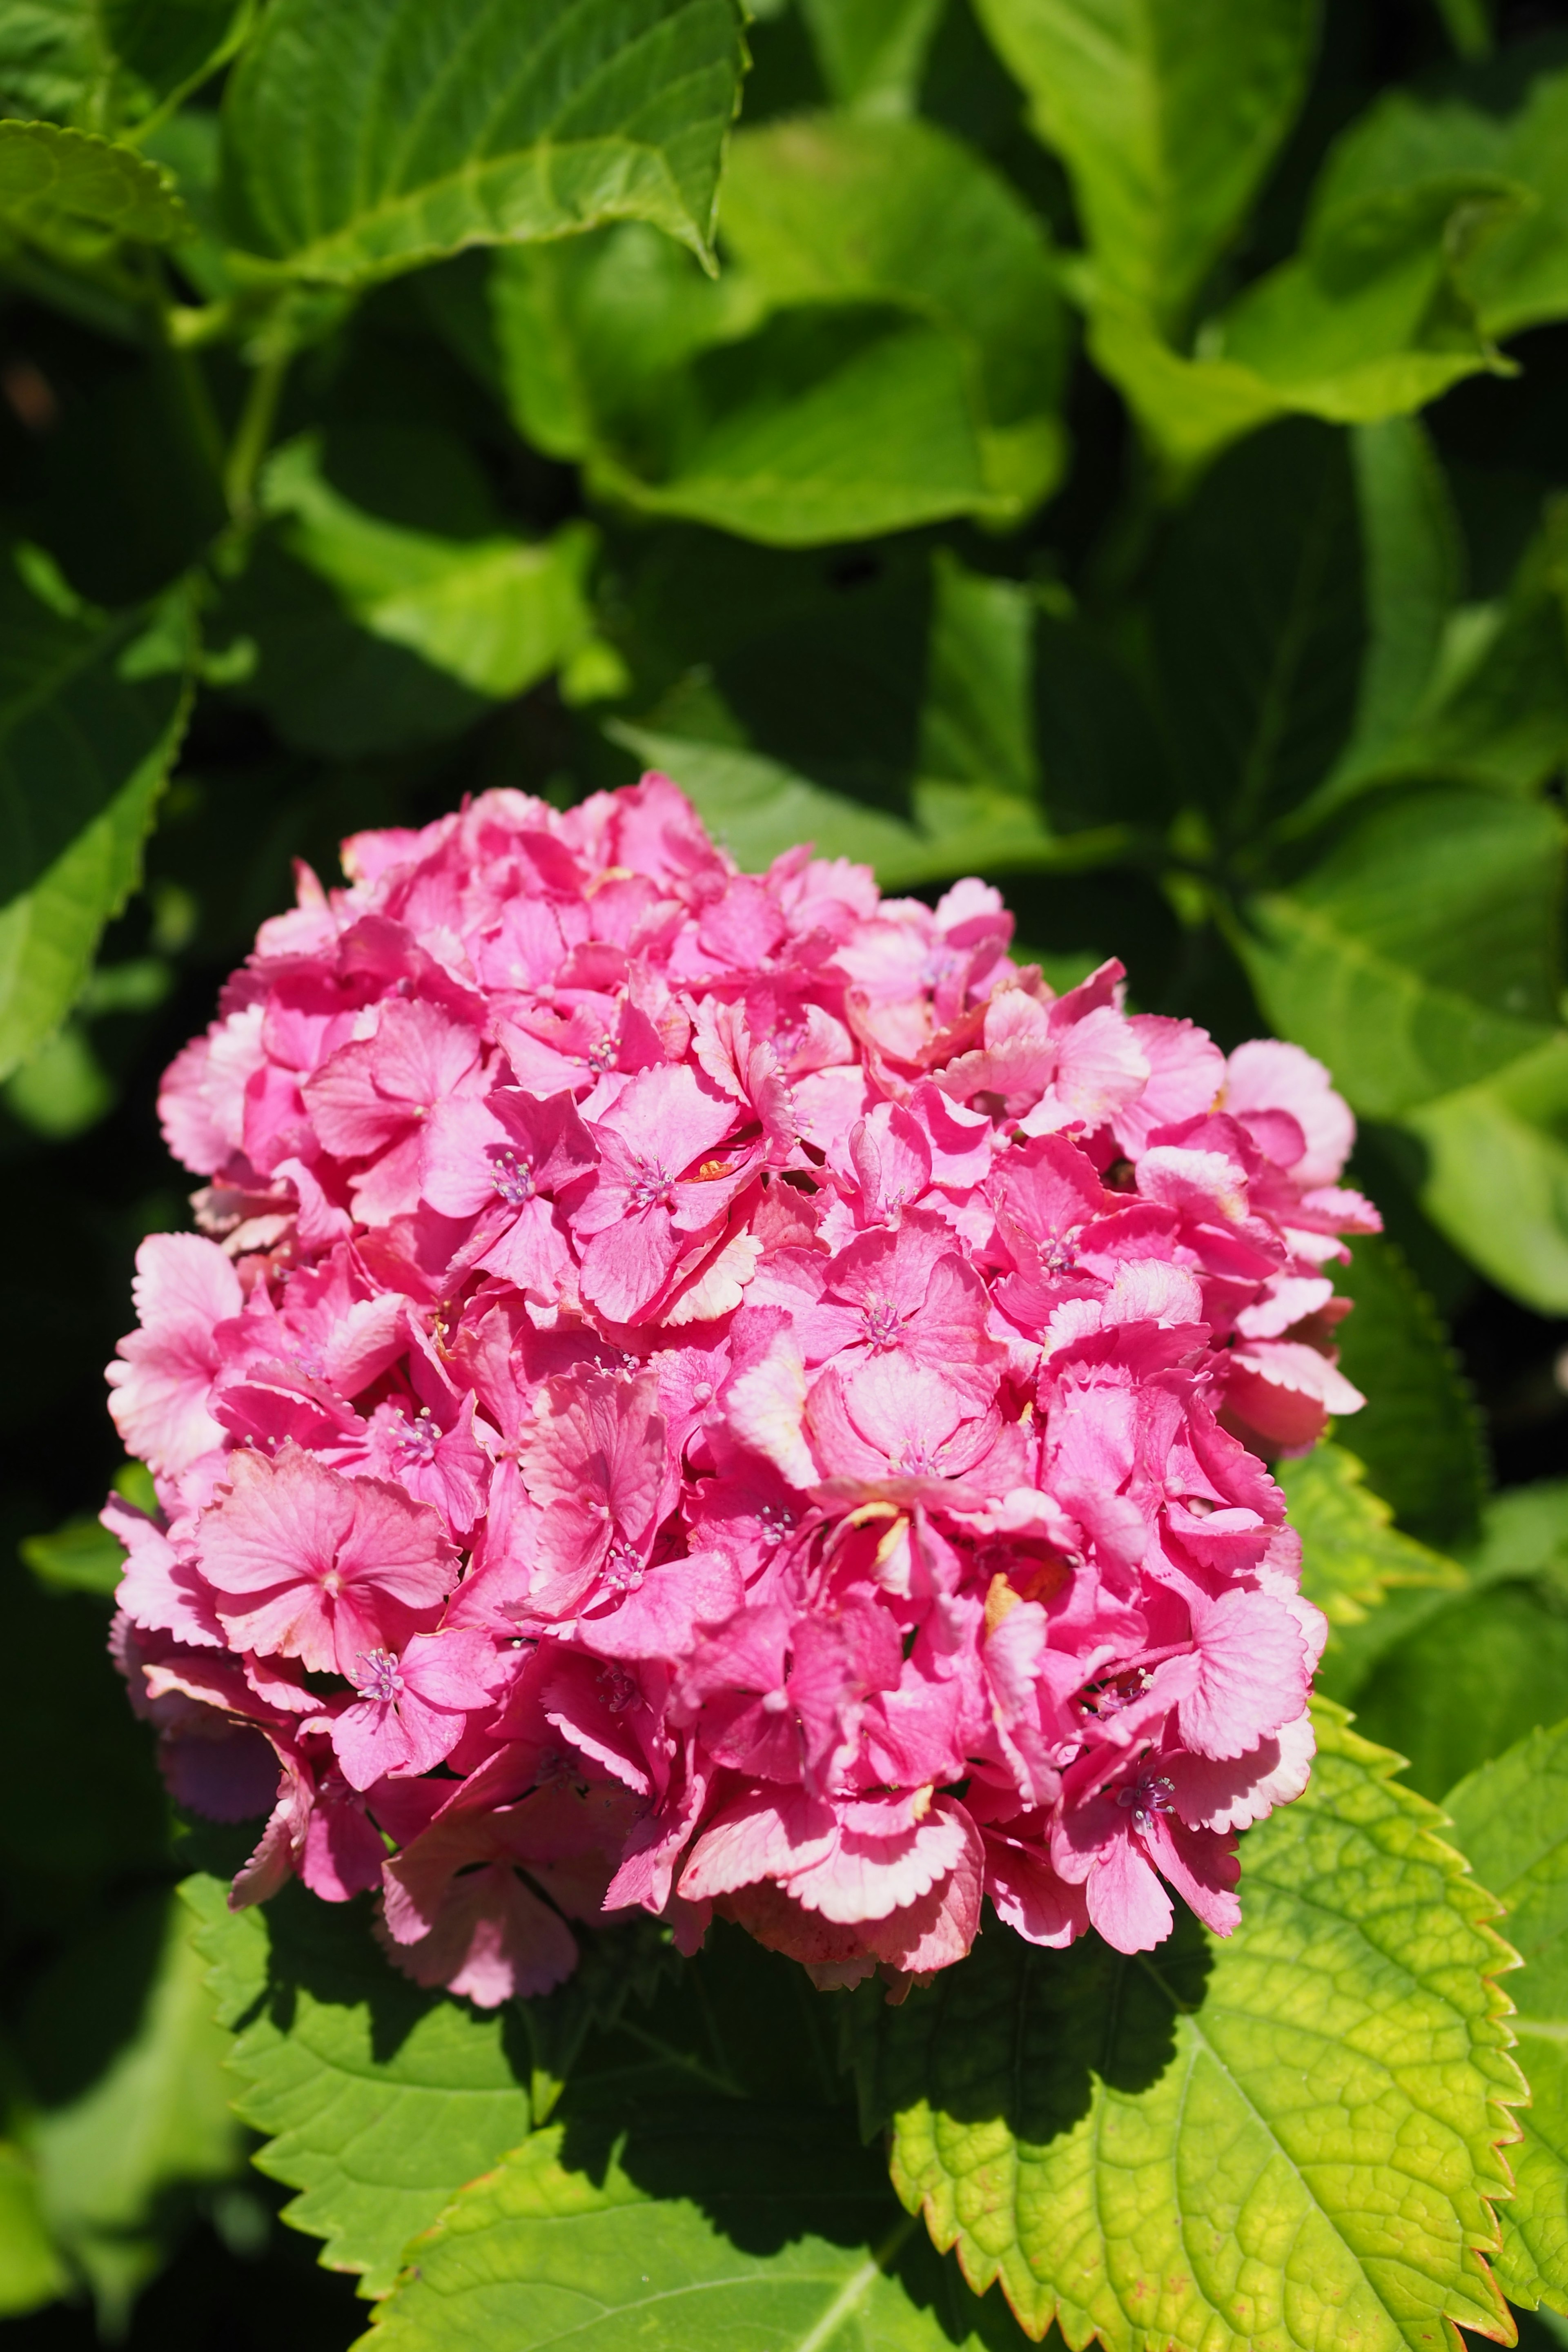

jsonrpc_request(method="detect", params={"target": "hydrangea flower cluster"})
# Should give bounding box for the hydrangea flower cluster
[106,776,1378,2004]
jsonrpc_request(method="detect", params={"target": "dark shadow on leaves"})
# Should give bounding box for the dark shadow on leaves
[849,1907,1214,2145]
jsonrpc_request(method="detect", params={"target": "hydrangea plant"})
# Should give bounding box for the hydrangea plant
[3,0,1568,2345]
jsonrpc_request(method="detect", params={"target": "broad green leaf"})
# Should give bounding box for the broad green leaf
[857,1702,1520,2352]
[971,0,1316,332]
[222,427,596,758]
[1403,1034,1568,1312]
[0,0,253,131]
[1237,787,1564,1118]
[1304,501,1568,820]
[1283,1439,1464,1635]
[0,118,189,239]
[609,723,1096,889]
[1150,420,1365,837]
[183,1874,533,2299]
[494,116,1068,543]
[21,1891,245,2330]
[1208,171,1521,405]
[1446,1719,1568,2315]
[798,0,946,118]
[717,116,1069,523]
[1085,173,1516,481]
[1317,36,1568,346]
[920,551,1037,804]
[0,550,193,1084]
[219,0,746,287]
[265,433,597,702]
[1350,1582,1568,1804]
[359,2107,1022,2352]
[1330,1235,1488,1547]
[1317,1477,1568,1710]
[0,2146,67,2317]
[1342,418,1461,773]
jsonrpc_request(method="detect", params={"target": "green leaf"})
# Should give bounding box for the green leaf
[493,114,1068,544]
[1402,1034,1568,1313]
[1341,418,1461,775]
[1446,1719,1568,2316]
[610,723,1097,890]
[1349,1580,1568,1805]
[20,1891,245,2330]
[716,116,1069,524]
[357,2107,1022,2352]
[856,1701,1521,2352]
[1082,169,1517,481]
[1208,169,1521,406]
[183,1873,534,2299]
[1316,1477,1568,1710]
[1306,499,1568,820]
[1283,1439,1465,1637]
[798,0,946,119]
[219,0,746,289]
[919,550,1038,804]
[1237,786,1564,1118]
[971,0,1316,333]
[0,118,189,239]
[1316,36,1568,347]
[0,550,194,1082]
[220,426,596,758]
[20,1509,125,1597]
[1330,1235,1488,1548]
[0,2145,68,2318]
[263,431,597,702]
[0,0,254,131]
[1150,419,1365,837]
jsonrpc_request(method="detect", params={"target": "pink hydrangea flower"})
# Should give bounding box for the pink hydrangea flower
[107,774,1378,2002]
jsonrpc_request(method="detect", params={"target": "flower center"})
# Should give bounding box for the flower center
[356,1648,403,1705]
[602,1537,645,1594]
[627,1159,674,1211]
[488,1145,535,1207]
[390,1406,441,1468]
[1117,1770,1174,1834]
[861,1294,902,1349]
[756,1501,795,1547]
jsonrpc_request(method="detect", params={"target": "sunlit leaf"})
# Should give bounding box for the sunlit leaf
[1403,1035,1568,1313]
[1446,1718,1568,2317]
[971,0,1316,332]
[857,1702,1520,2352]
[798,0,946,119]
[183,1874,533,2299]
[1319,35,1568,345]
[494,114,1068,543]
[1283,1440,1464,1637]
[219,0,746,287]
[358,2108,1024,2352]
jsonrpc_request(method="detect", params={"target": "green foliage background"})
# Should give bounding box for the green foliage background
[2,0,1568,2345]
